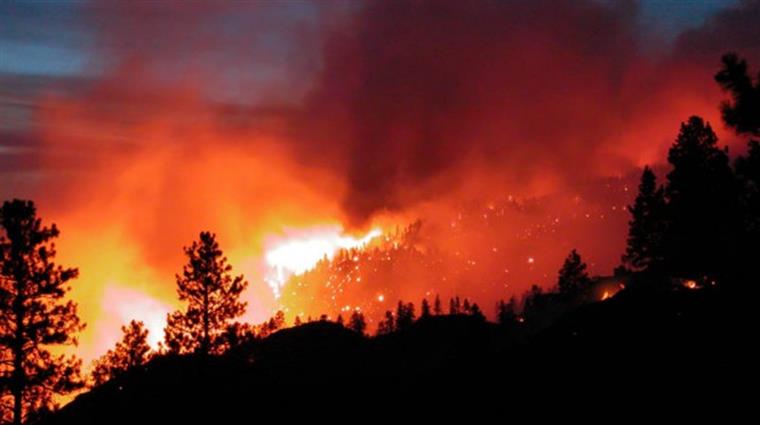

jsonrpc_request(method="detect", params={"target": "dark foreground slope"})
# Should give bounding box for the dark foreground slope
[43,287,742,423]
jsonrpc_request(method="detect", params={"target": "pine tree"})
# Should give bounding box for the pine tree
[335,314,344,326]
[219,322,255,351]
[164,231,247,355]
[395,301,416,330]
[0,200,84,425]
[622,166,667,273]
[433,294,442,315]
[496,297,517,325]
[376,311,395,335]
[294,316,302,327]
[348,311,367,335]
[272,311,286,330]
[665,116,740,282]
[420,298,431,319]
[557,249,591,299]
[90,320,152,386]
[469,303,485,321]
[735,140,760,281]
[715,53,760,137]
[462,298,471,314]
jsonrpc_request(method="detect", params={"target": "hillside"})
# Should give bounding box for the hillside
[41,287,737,423]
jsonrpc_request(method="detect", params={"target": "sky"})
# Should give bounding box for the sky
[1,0,759,363]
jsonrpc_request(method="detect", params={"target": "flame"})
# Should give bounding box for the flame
[264,226,381,298]
[684,280,698,290]
[601,290,612,301]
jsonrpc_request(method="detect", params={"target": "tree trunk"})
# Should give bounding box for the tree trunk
[12,278,25,425]
[202,283,209,356]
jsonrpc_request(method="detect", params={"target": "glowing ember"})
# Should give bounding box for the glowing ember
[377,294,385,302]
[264,226,381,298]
[601,290,612,301]
[684,280,698,290]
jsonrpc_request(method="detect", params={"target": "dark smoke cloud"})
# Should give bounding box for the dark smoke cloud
[299,0,729,225]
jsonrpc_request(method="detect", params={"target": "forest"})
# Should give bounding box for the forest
[1,45,758,423]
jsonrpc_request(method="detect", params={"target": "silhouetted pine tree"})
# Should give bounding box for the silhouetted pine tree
[735,141,760,281]
[715,53,760,137]
[521,285,545,321]
[164,231,247,355]
[462,298,471,314]
[395,302,416,330]
[496,297,517,325]
[622,166,667,275]
[469,303,485,321]
[420,299,431,319]
[348,311,367,334]
[715,54,760,283]
[90,321,152,386]
[449,296,461,314]
[294,316,302,327]
[336,314,344,326]
[219,322,256,351]
[557,249,591,299]
[272,311,286,330]
[0,200,84,425]
[664,116,740,283]
[433,294,442,315]
[376,311,395,335]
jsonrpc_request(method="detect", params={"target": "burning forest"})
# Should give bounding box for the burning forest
[0,0,758,422]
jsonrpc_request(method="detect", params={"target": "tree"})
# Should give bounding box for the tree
[557,249,591,299]
[0,200,84,425]
[462,298,471,314]
[469,303,485,321]
[496,297,517,325]
[420,298,431,319]
[622,166,667,274]
[219,322,256,352]
[716,54,760,283]
[335,314,344,327]
[433,294,442,315]
[293,316,302,327]
[521,285,545,321]
[395,301,415,331]
[715,53,760,137]
[664,116,740,282]
[348,311,367,335]
[449,296,461,315]
[376,311,395,335]
[90,321,152,386]
[164,231,247,356]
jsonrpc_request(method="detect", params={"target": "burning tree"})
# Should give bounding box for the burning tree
[90,320,152,386]
[0,200,84,425]
[164,231,247,356]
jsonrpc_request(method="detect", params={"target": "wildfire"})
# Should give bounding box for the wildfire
[264,225,382,298]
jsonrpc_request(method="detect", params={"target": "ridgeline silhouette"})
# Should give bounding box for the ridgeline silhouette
[0,53,756,422]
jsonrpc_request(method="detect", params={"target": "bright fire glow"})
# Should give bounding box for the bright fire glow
[264,226,382,298]
[98,284,173,353]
